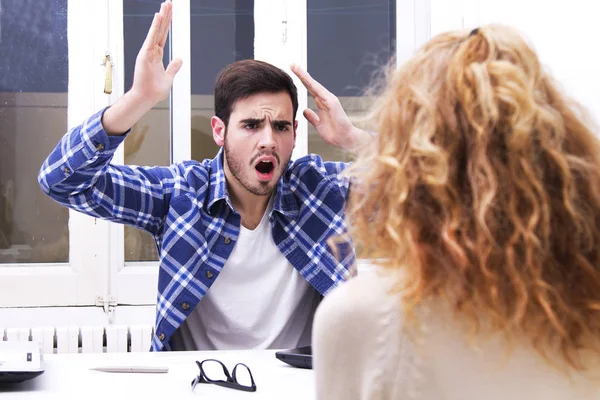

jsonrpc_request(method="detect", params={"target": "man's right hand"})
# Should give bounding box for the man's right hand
[103,0,183,136]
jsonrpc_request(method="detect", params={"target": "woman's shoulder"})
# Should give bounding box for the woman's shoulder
[312,268,409,399]
[328,269,399,304]
[315,269,402,338]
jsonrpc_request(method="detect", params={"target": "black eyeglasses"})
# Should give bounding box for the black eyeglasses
[191,359,257,392]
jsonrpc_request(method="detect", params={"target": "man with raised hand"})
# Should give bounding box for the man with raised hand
[38,0,372,351]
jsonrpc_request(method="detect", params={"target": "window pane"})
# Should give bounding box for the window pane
[123,0,171,262]
[0,0,69,263]
[307,0,395,161]
[190,0,254,162]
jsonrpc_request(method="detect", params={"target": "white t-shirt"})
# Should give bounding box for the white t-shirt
[171,200,320,350]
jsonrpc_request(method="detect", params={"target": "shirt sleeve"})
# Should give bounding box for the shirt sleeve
[37,107,192,235]
[294,154,352,200]
[323,160,351,199]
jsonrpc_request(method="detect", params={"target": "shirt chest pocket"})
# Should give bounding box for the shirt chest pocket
[160,195,239,289]
[156,197,210,288]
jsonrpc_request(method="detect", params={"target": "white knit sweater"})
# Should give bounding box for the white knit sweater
[312,269,600,400]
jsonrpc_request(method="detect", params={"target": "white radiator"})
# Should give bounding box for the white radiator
[0,325,154,354]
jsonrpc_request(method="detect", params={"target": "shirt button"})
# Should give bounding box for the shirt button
[158,333,165,341]
[95,143,105,151]
[224,237,231,245]
[63,167,71,174]
[182,302,190,310]
[205,270,214,279]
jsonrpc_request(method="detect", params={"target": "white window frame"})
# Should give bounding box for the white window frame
[108,0,194,306]
[0,0,113,308]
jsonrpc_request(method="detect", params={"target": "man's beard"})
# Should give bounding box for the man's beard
[224,133,286,197]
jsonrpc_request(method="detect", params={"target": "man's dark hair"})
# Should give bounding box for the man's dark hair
[214,60,299,126]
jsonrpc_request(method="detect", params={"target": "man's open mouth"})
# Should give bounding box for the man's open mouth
[254,158,276,181]
[255,160,274,174]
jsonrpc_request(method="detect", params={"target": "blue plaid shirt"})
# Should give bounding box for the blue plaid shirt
[38,108,355,351]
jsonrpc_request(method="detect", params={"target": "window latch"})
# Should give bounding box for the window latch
[96,294,117,322]
[101,53,113,95]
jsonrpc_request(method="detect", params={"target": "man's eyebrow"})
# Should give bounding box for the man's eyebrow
[271,120,292,126]
[239,118,265,124]
[239,118,292,126]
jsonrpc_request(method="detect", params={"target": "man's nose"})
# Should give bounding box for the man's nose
[258,126,276,150]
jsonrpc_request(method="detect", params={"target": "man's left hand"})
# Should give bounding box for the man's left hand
[291,64,372,154]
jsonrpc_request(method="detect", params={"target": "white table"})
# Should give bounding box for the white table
[0,349,314,399]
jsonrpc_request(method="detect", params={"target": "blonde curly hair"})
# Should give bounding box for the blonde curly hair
[345,24,600,371]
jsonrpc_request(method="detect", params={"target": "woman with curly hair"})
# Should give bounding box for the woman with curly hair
[314,25,600,399]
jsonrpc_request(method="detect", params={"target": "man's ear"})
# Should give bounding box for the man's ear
[211,116,226,147]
